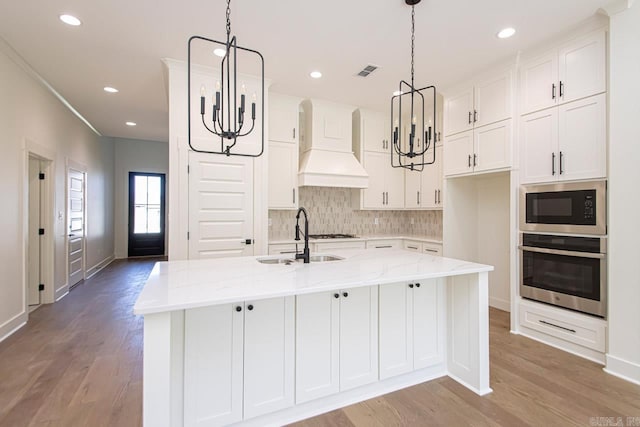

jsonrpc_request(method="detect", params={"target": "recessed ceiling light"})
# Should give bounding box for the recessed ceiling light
[393,90,403,96]
[497,27,516,39]
[126,122,137,127]
[59,14,81,26]
[310,71,322,79]
[103,87,119,93]
[213,48,226,57]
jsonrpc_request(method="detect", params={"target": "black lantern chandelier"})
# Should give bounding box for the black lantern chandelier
[391,0,436,171]
[187,0,265,157]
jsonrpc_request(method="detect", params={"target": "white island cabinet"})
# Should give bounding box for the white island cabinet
[134,249,493,427]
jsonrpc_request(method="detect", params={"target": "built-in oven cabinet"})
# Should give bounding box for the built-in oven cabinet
[518,299,607,355]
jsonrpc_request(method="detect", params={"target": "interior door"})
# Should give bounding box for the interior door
[68,168,85,288]
[28,158,42,305]
[128,173,166,257]
[188,151,254,259]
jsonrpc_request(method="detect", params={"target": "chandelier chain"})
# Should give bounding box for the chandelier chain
[226,0,231,40]
[411,5,415,86]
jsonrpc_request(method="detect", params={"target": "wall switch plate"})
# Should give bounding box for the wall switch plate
[374,217,379,225]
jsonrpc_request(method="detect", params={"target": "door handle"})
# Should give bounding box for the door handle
[241,239,253,245]
[68,234,75,237]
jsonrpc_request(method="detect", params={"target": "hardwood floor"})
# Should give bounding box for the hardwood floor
[1,258,638,426]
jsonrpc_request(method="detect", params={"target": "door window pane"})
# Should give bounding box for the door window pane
[133,175,162,234]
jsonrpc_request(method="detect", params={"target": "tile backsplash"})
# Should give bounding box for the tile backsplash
[269,187,442,240]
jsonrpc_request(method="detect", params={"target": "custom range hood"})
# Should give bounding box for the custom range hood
[298,99,369,188]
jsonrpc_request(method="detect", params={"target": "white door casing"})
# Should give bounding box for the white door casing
[188,151,254,259]
[67,168,85,287]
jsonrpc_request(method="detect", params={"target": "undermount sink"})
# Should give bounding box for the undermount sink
[257,255,344,265]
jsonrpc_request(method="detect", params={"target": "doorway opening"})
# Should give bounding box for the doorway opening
[128,172,166,257]
[68,168,86,290]
[28,157,45,310]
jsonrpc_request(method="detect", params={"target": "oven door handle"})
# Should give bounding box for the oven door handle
[518,245,605,259]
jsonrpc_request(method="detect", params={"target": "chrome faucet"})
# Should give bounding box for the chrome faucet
[294,207,310,264]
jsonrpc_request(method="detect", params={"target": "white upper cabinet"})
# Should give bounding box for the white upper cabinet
[269,93,300,144]
[520,94,606,184]
[443,130,474,176]
[444,89,474,136]
[268,93,300,210]
[520,30,606,116]
[444,70,512,137]
[473,120,512,173]
[354,109,390,153]
[558,31,606,105]
[358,149,405,210]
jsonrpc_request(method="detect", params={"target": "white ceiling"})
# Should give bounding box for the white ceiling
[0,0,611,142]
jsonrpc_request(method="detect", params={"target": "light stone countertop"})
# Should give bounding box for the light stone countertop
[268,235,443,245]
[133,249,491,315]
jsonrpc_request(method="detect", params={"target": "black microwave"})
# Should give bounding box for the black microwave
[520,181,606,235]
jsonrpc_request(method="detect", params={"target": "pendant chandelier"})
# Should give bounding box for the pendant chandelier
[187,0,265,157]
[391,0,436,171]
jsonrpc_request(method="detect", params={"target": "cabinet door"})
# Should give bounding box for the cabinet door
[243,297,295,419]
[421,145,441,208]
[268,141,298,209]
[444,89,474,136]
[520,51,558,115]
[520,109,559,184]
[473,119,512,173]
[295,292,340,404]
[558,94,607,181]
[558,31,606,105]
[362,151,387,209]
[184,305,243,427]
[413,279,444,369]
[404,167,421,209]
[339,286,379,391]
[443,130,473,177]
[474,70,512,128]
[403,240,423,252]
[269,93,299,143]
[379,283,413,379]
[315,241,366,252]
[436,146,444,207]
[363,110,388,153]
[386,162,406,209]
[422,243,442,257]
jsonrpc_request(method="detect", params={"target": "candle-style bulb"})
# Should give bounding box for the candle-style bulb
[252,92,257,102]
[216,80,221,91]
[241,84,246,94]
[200,85,206,97]
[412,115,417,125]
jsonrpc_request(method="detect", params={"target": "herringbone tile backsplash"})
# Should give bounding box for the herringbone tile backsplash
[269,187,442,240]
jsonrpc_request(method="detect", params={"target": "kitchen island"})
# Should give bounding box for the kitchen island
[134,249,493,427]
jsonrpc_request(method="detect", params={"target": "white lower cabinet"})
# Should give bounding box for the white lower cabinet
[183,296,295,426]
[315,241,366,252]
[296,286,379,404]
[379,280,444,380]
[366,239,402,249]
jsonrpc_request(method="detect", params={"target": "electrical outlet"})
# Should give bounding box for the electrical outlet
[374,217,379,225]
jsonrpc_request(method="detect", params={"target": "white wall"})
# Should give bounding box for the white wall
[0,41,115,341]
[605,0,640,385]
[113,138,169,258]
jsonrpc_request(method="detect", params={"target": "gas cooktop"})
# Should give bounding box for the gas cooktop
[308,234,358,239]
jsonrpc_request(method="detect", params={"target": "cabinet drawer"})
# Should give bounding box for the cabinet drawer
[268,243,298,255]
[315,241,366,252]
[366,239,402,250]
[422,243,442,256]
[403,241,423,252]
[519,300,606,352]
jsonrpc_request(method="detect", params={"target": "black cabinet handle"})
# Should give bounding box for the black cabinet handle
[539,320,575,333]
[468,111,472,124]
[559,81,564,98]
[559,151,564,175]
[342,292,349,298]
[468,154,472,168]
[415,283,421,288]
[409,284,414,288]
[247,304,254,311]
[552,152,556,175]
[552,83,556,100]
[473,110,478,123]
[235,306,242,312]
[473,154,477,167]
[334,293,340,299]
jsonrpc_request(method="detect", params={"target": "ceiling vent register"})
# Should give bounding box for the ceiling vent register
[356,65,379,77]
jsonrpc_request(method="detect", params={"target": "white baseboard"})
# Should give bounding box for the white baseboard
[0,311,27,344]
[86,254,115,280]
[489,297,511,312]
[55,287,69,302]
[604,354,640,386]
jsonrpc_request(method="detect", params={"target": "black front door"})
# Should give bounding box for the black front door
[128,172,166,257]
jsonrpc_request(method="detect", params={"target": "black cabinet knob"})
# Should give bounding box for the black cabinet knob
[415,283,421,288]
[409,284,414,288]
[247,304,254,311]
[343,292,348,298]
[334,293,340,299]
[235,306,242,312]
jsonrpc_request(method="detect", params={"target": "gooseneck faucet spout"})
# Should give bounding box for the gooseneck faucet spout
[294,207,310,264]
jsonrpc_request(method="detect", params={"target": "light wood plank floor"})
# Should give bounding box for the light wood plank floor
[1,258,639,426]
